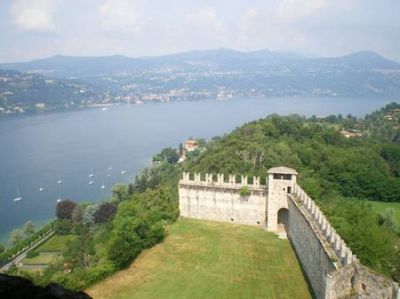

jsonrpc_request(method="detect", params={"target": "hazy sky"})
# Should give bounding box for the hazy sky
[0,0,399,62]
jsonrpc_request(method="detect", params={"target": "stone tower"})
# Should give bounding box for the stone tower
[266,166,298,232]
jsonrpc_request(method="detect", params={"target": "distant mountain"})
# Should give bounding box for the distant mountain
[2,49,399,78]
[0,69,97,113]
[313,51,400,70]
[1,49,400,114]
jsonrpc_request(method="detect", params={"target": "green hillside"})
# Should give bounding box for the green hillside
[87,219,311,299]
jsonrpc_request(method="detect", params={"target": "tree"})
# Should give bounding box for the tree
[0,244,4,254]
[9,229,23,245]
[153,147,179,164]
[128,183,134,196]
[56,200,77,220]
[54,220,73,235]
[112,184,129,202]
[72,205,84,223]
[82,205,98,227]
[94,202,117,224]
[23,221,35,238]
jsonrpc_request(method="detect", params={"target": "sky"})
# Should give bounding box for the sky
[0,0,399,63]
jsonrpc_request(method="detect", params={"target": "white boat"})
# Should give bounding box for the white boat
[101,184,105,190]
[39,187,44,191]
[101,107,108,111]
[57,180,63,184]
[13,190,23,202]
[106,173,111,177]
[121,170,127,174]
[57,197,62,203]
[89,181,94,185]
[108,165,112,171]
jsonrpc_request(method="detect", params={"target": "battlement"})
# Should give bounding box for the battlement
[179,172,266,190]
[292,184,357,267]
[178,167,398,298]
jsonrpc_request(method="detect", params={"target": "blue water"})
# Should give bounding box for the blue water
[0,96,396,244]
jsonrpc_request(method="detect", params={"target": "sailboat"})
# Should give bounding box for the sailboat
[89,180,94,185]
[13,190,23,202]
[101,182,105,190]
[57,195,62,203]
[121,170,127,174]
[57,178,63,184]
[39,187,44,192]
[88,169,95,178]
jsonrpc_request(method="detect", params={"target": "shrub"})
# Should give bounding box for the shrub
[239,186,251,196]
[56,200,77,220]
[26,250,39,259]
[54,219,73,235]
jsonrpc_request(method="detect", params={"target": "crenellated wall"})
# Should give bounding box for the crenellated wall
[178,170,400,299]
[179,172,267,226]
[290,184,399,299]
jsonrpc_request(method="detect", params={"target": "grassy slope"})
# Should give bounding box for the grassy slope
[87,219,311,299]
[23,253,59,265]
[36,235,76,252]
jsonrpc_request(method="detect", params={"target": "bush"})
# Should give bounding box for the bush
[26,250,39,259]
[54,219,73,235]
[56,200,77,220]
[239,186,251,196]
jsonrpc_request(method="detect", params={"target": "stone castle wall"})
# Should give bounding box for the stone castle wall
[290,184,399,299]
[179,172,267,226]
[178,171,400,299]
[289,185,355,299]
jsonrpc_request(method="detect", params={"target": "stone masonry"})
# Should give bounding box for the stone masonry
[178,166,400,299]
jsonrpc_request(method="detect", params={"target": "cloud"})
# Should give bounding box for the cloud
[236,7,307,51]
[99,0,143,34]
[186,6,224,36]
[10,0,55,32]
[275,0,327,22]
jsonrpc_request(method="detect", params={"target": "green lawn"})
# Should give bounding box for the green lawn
[370,201,400,224]
[22,252,59,265]
[36,235,76,252]
[87,218,311,299]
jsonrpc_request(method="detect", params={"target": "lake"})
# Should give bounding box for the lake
[0,96,397,243]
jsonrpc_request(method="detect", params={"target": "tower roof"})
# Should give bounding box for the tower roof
[267,166,298,175]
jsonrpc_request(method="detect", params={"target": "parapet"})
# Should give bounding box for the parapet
[292,184,358,267]
[179,172,266,190]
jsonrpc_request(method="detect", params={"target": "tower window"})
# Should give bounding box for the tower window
[273,174,292,180]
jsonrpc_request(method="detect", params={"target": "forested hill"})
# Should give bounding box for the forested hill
[187,103,400,202]
[181,103,400,280]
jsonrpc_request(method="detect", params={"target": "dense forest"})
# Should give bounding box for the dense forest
[4,102,400,289]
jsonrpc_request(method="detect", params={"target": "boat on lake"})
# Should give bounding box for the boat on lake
[13,190,23,202]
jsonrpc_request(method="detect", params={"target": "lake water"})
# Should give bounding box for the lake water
[0,96,397,243]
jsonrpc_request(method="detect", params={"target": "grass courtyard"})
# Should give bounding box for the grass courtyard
[87,218,311,299]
